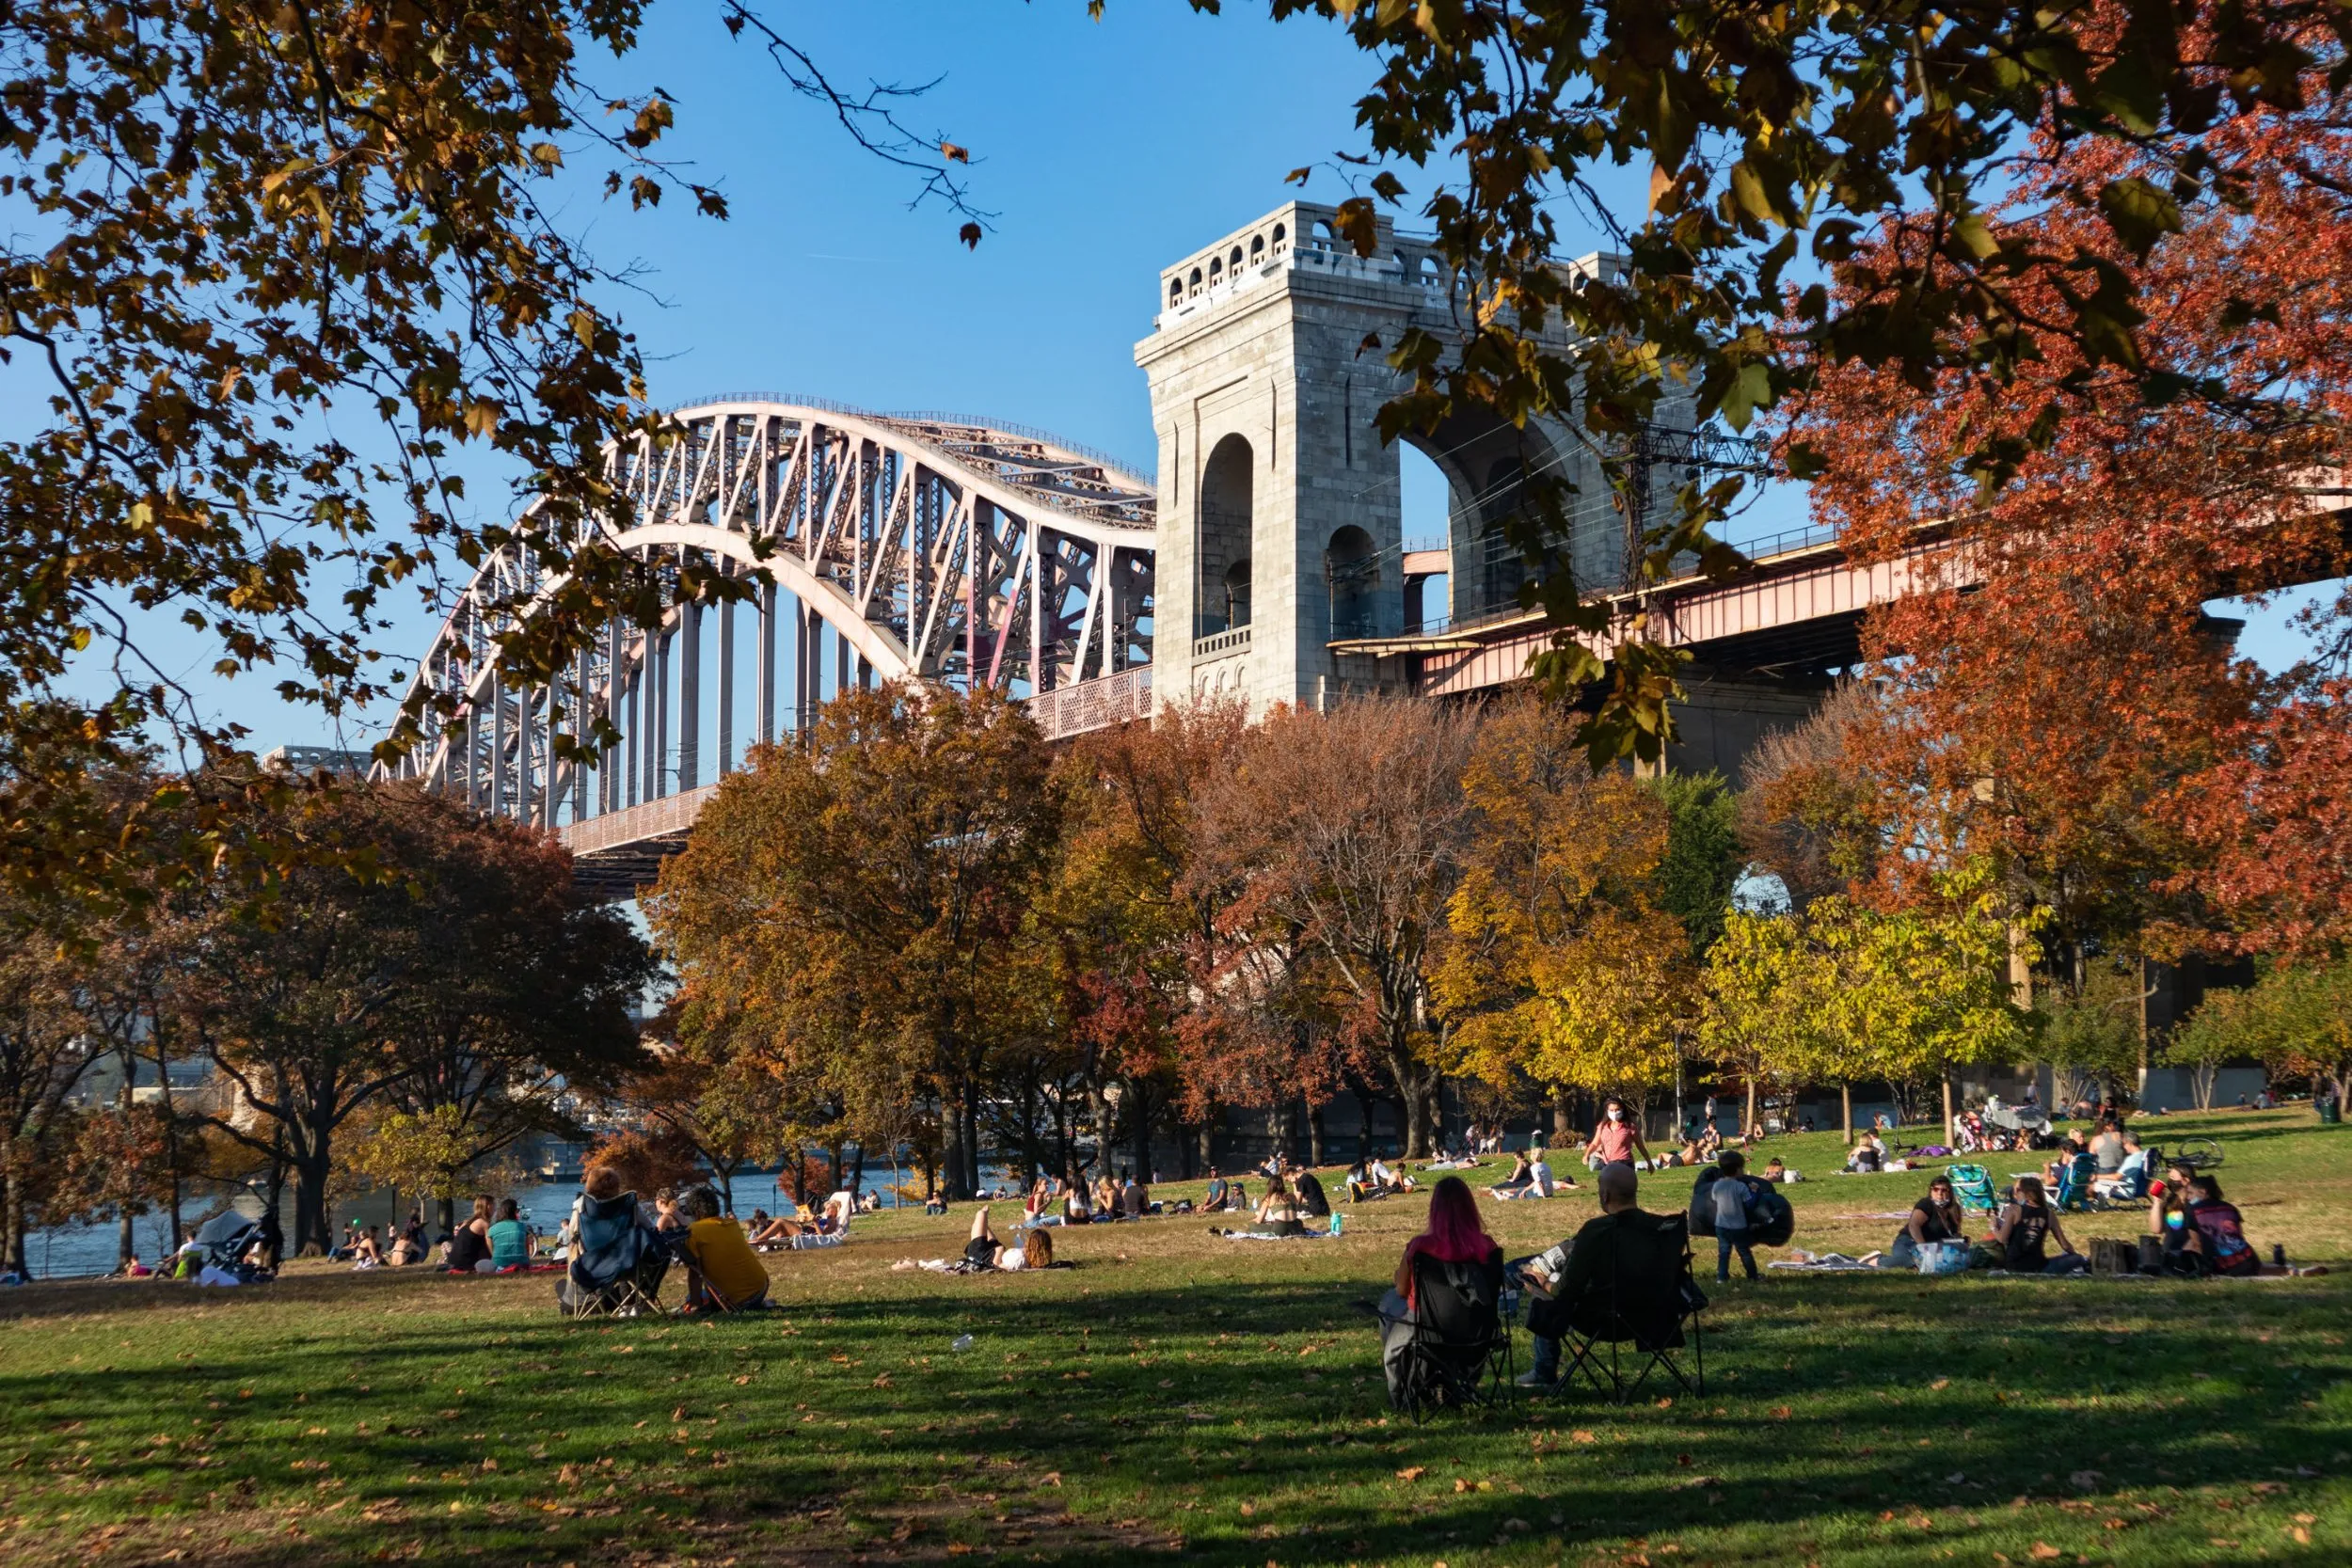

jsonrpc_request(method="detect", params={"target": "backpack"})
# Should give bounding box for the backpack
[1746,1178,1796,1247]
[1687,1165,1723,1238]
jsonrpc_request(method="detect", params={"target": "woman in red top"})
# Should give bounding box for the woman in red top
[1588,1097,1652,1170]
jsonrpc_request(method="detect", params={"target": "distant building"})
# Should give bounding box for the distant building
[261,745,373,779]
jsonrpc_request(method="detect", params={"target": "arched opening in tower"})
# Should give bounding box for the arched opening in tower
[1198,434,1253,639]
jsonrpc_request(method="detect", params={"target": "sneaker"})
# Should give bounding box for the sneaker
[1515,1370,1557,1389]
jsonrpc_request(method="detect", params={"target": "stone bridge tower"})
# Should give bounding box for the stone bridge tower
[1136,201,1640,714]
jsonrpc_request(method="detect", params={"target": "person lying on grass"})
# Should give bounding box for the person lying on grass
[1515,1164,1661,1388]
[1990,1176,2084,1274]
[961,1207,1048,1270]
[680,1186,770,1310]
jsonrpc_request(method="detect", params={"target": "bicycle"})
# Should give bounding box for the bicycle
[2156,1135,2224,1171]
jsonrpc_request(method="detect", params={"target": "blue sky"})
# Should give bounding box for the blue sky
[35,1,2334,749]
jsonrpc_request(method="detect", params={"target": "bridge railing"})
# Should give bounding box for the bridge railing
[1030,666,1152,743]
[558,783,720,858]
[662,391,1155,487]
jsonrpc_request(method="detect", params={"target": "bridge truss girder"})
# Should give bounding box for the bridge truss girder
[380,400,1157,832]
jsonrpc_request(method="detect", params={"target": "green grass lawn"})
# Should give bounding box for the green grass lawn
[3,1107,2348,1567]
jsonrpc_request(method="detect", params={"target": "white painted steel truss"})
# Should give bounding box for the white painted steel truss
[379,398,1158,832]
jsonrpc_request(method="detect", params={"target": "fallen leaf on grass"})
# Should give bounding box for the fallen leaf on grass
[1772,1406,1792,1420]
[1395,1466,1426,1481]
[2029,1544,2061,1560]
[2293,1527,2312,1544]
[1931,1378,1950,1390]
[1572,1430,1597,1444]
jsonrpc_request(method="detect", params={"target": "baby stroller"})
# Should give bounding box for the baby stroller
[557,1190,669,1317]
[1945,1164,1999,1214]
[187,1210,276,1285]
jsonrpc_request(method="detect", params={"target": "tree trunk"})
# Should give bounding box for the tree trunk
[1194,1118,1213,1177]
[1554,1089,1574,1147]
[1744,1074,1758,1139]
[1942,1075,1955,1141]
[940,1092,973,1201]
[155,1035,183,1251]
[4,1160,25,1275]
[293,1149,334,1257]
[117,1063,136,1270]
[1840,1082,1854,1146]
[1132,1083,1154,1184]
[1307,1102,1327,1166]
[1672,1044,1687,1140]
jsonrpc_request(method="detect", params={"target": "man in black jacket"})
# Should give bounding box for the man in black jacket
[1516,1164,1684,1388]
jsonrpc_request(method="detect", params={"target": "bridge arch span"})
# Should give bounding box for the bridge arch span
[379,398,1159,891]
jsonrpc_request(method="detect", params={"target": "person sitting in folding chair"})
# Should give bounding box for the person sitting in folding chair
[1373,1178,1509,1417]
[1517,1164,1706,1402]
[557,1165,671,1318]
[678,1187,770,1312]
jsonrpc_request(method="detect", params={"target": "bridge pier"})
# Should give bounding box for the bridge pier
[1650,666,1833,780]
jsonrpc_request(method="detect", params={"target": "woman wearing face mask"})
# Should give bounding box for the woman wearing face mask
[1588,1097,1652,1172]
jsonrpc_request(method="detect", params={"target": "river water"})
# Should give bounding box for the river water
[14,1162,986,1282]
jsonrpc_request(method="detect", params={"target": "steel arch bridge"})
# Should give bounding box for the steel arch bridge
[377,396,1158,892]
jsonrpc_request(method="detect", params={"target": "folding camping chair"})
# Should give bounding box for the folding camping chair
[1560,1212,1708,1404]
[1945,1164,1999,1214]
[1383,1252,1514,1423]
[2054,1151,2108,1212]
[557,1191,669,1319]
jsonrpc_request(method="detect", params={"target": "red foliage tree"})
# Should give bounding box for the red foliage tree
[1788,84,2352,972]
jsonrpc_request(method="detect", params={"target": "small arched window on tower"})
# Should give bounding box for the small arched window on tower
[1327,525,1378,640]
[1311,220,1334,251]
[1208,256,1223,285]
[1249,234,1265,266]
[1420,255,1442,288]
[1188,266,1203,298]
[1168,277,1184,307]
[1230,245,1245,273]
[1272,222,1288,254]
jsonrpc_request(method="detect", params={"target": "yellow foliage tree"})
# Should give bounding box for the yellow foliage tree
[1436,699,1690,1121]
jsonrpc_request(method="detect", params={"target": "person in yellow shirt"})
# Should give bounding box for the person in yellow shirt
[679,1188,770,1310]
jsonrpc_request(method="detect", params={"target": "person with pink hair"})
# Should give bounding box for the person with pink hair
[1373,1177,1504,1399]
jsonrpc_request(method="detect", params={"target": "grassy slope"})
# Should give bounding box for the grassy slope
[1,1108,2346,1567]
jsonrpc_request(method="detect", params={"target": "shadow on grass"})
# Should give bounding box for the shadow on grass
[5,1262,2348,1566]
